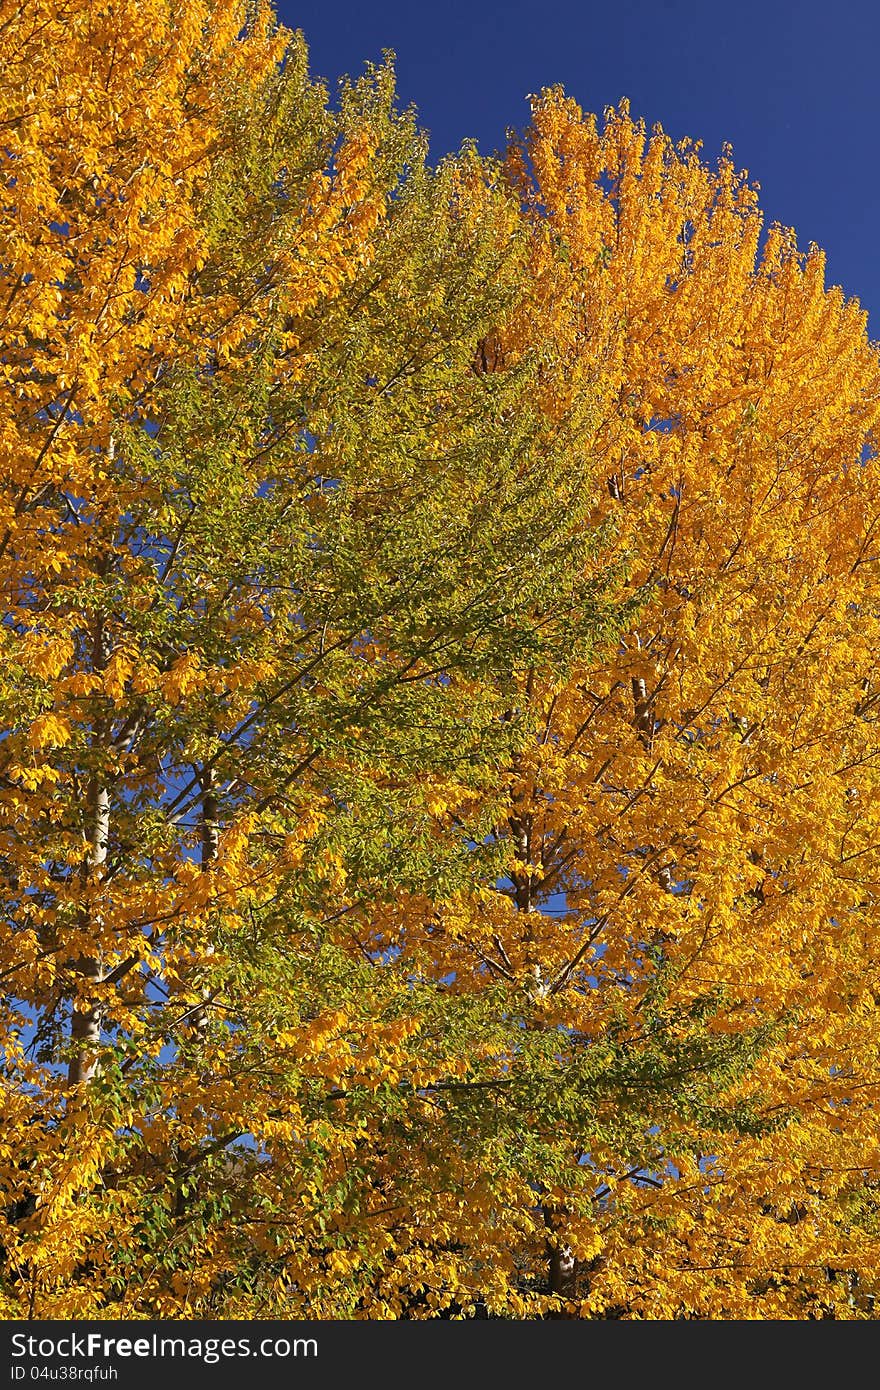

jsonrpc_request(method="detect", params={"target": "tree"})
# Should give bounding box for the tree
[0,7,612,1316]
[6,4,880,1323]
[458,90,880,1317]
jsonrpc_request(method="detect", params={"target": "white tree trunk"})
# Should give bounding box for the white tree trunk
[68,617,110,1087]
[191,764,218,1037]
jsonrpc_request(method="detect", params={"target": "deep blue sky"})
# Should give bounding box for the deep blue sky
[278,0,880,334]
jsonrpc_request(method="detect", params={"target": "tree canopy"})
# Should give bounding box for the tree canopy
[3,0,880,1320]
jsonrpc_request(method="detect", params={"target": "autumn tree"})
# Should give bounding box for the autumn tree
[0,4,613,1316]
[6,1,880,1323]
[448,91,880,1318]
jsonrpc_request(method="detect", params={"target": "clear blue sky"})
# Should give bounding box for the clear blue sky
[278,0,880,334]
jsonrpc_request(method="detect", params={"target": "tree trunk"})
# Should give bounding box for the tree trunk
[191,764,218,1037]
[68,612,110,1087]
[544,1208,577,1316]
